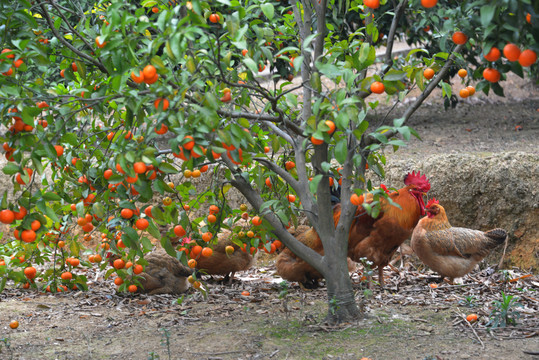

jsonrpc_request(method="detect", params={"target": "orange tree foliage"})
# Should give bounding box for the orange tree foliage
[0,0,537,321]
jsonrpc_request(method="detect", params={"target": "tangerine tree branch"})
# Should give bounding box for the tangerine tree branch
[364,43,465,146]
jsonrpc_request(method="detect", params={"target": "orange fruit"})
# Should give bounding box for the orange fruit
[143,64,157,79]
[135,218,149,230]
[429,283,438,289]
[128,285,137,293]
[265,177,272,188]
[1,48,15,58]
[14,206,27,220]
[174,225,186,237]
[10,320,19,329]
[273,240,282,249]
[154,98,169,110]
[24,266,37,279]
[15,168,33,185]
[370,81,385,94]
[131,70,145,83]
[144,206,153,218]
[201,247,213,257]
[183,204,190,211]
[311,136,324,145]
[251,216,262,226]
[241,290,250,296]
[125,261,133,269]
[29,219,41,231]
[133,264,143,275]
[220,91,232,102]
[225,245,234,255]
[114,277,123,286]
[466,314,478,323]
[152,6,159,13]
[421,0,437,8]
[207,214,217,223]
[483,68,501,83]
[457,69,467,78]
[183,135,195,150]
[191,169,201,178]
[202,232,212,242]
[209,13,220,23]
[242,49,248,56]
[145,73,159,84]
[459,88,470,98]
[363,0,380,9]
[324,120,335,136]
[246,230,255,238]
[518,49,537,67]
[21,229,37,243]
[155,123,168,134]
[93,254,102,262]
[286,194,296,202]
[95,36,106,48]
[452,31,467,45]
[57,240,66,248]
[104,168,113,180]
[285,161,295,170]
[54,145,64,157]
[466,86,475,96]
[113,259,125,269]
[133,162,147,174]
[61,272,72,280]
[69,258,80,267]
[264,146,270,153]
[350,193,364,206]
[503,43,521,62]
[0,209,15,224]
[192,281,201,289]
[187,259,197,268]
[484,47,501,62]
[120,208,134,219]
[163,197,172,206]
[526,13,531,24]
[209,205,219,214]
[423,68,434,79]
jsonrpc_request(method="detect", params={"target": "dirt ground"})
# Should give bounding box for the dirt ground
[1,72,538,360]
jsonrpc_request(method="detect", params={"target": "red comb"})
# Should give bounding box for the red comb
[426,198,439,208]
[403,171,431,192]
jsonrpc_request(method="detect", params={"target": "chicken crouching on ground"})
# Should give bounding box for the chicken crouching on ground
[276,171,431,288]
[195,228,254,283]
[411,199,507,283]
[136,248,192,295]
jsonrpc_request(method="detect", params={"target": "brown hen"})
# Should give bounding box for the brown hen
[411,199,507,282]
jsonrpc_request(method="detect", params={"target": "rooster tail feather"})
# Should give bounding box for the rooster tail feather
[484,228,507,245]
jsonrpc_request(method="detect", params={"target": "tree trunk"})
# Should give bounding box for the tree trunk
[322,240,362,324]
[323,263,362,324]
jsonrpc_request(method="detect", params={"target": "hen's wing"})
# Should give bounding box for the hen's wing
[425,227,506,260]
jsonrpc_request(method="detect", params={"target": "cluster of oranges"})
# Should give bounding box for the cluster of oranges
[1,48,24,76]
[130,64,159,85]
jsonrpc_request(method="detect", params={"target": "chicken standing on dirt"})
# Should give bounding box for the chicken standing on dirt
[137,248,193,295]
[411,199,507,283]
[195,229,254,283]
[277,171,431,288]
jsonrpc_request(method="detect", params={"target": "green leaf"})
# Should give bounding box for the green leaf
[44,206,59,223]
[243,58,258,73]
[2,163,20,175]
[480,5,496,28]
[309,174,323,195]
[260,3,274,20]
[334,139,348,164]
[383,70,407,82]
[42,192,61,201]
[158,162,178,174]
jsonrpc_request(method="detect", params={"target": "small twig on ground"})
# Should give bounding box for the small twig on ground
[269,349,280,358]
[508,274,532,283]
[455,308,485,349]
[498,235,509,268]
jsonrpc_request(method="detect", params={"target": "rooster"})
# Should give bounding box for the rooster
[411,199,507,283]
[276,171,431,288]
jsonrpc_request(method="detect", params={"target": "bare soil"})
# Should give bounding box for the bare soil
[1,73,538,360]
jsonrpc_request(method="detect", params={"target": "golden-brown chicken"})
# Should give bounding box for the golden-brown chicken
[276,171,431,288]
[137,248,193,295]
[195,229,254,283]
[276,226,356,288]
[411,199,507,282]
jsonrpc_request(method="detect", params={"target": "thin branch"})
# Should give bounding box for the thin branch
[382,0,407,71]
[254,157,299,191]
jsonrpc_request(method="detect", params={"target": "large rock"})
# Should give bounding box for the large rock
[381,151,539,271]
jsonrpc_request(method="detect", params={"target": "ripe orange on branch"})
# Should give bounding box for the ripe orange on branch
[483,47,501,62]
[519,49,537,67]
[451,31,467,45]
[370,81,385,94]
[364,0,380,9]
[483,68,501,83]
[503,43,520,62]
[421,0,437,8]
[423,68,435,79]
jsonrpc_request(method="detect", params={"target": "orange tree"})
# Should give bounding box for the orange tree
[0,0,537,323]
